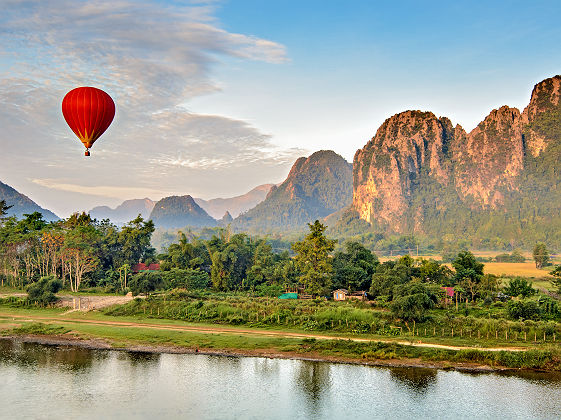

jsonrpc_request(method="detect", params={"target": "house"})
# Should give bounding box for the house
[132,263,160,274]
[333,289,348,301]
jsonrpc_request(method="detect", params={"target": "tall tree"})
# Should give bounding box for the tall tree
[332,241,378,291]
[533,242,549,269]
[292,220,336,296]
[0,199,12,222]
[452,251,484,301]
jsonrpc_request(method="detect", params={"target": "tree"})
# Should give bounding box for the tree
[292,220,336,296]
[452,251,484,301]
[391,282,438,322]
[533,243,549,269]
[503,277,535,298]
[117,215,155,266]
[332,241,378,291]
[0,199,12,222]
[549,265,561,294]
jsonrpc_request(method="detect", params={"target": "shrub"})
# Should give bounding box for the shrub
[26,276,62,305]
[503,278,535,298]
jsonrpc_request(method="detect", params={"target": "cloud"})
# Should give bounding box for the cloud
[0,0,303,216]
[31,178,171,200]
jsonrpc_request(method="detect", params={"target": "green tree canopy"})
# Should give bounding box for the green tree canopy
[533,242,550,269]
[292,220,336,296]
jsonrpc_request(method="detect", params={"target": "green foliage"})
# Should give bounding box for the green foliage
[495,249,526,263]
[391,282,438,322]
[533,242,550,269]
[549,264,561,293]
[26,276,62,305]
[129,272,163,294]
[452,251,484,300]
[503,277,535,298]
[332,241,378,291]
[507,299,541,321]
[292,220,336,296]
[162,268,209,290]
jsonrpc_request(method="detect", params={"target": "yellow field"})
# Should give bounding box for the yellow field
[482,262,552,278]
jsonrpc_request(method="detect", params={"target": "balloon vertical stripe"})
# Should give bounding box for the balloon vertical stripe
[62,87,115,155]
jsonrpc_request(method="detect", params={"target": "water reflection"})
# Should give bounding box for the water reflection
[119,350,161,367]
[296,361,331,406]
[0,338,103,372]
[389,367,437,394]
[2,340,561,420]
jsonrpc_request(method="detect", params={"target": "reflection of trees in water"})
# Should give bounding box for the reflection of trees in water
[296,361,331,410]
[253,358,280,377]
[122,351,160,367]
[0,340,104,372]
[389,367,437,393]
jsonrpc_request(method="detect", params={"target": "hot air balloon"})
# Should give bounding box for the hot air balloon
[62,87,115,156]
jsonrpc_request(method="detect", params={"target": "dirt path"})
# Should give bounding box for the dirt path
[0,311,527,352]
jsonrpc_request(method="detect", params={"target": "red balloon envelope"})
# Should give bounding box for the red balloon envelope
[62,87,115,156]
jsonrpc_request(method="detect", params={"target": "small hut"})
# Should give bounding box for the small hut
[333,289,348,301]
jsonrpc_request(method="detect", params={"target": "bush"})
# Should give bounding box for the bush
[162,268,209,290]
[129,272,164,295]
[507,299,541,320]
[26,276,62,305]
[503,277,535,298]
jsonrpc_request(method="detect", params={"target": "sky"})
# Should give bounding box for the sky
[1,0,561,217]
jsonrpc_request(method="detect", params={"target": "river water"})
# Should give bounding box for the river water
[0,339,560,419]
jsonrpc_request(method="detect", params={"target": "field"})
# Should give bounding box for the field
[483,262,551,277]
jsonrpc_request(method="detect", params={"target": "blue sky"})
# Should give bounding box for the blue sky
[1,0,560,216]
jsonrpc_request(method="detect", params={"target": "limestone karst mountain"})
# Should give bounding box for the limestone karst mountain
[233,150,353,232]
[149,195,217,229]
[346,75,561,247]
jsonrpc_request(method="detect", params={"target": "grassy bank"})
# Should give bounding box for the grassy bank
[2,319,559,371]
[1,303,560,372]
[99,293,561,347]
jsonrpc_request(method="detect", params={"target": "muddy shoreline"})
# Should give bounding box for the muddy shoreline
[0,334,526,374]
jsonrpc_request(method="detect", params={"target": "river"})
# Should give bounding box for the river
[0,339,560,419]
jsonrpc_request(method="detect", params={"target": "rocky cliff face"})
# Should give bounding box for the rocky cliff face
[353,110,455,227]
[352,75,561,234]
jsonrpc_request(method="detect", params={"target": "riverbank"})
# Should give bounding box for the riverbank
[0,334,508,373]
[1,308,559,372]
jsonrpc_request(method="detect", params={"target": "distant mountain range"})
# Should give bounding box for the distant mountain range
[5,75,561,249]
[90,198,155,223]
[0,181,59,222]
[194,184,274,219]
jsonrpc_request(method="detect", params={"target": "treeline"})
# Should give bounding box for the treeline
[1,204,560,323]
[0,205,155,292]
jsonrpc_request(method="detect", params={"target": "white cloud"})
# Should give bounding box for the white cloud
[0,0,302,216]
[31,178,171,200]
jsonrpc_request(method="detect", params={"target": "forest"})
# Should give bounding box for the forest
[1,199,560,327]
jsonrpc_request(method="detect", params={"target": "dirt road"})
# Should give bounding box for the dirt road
[0,311,527,352]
